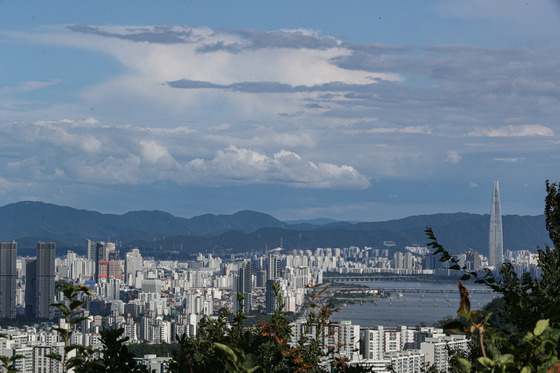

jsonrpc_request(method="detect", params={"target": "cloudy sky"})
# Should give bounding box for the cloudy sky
[1,1,559,221]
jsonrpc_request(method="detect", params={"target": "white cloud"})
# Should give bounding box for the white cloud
[0,118,369,189]
[0,80,59,95]
[446,151,461,164]
[184,146,370,188]
[468,124,554,137]
[346,125,432,135]
[469,182,479,188]
[0,177,20,193]
[4,25,403,126]
[75,155,142,184]
[209,123,231,131]
[2,23,560,205]
[493,157,524,163]
[139,140,178,167]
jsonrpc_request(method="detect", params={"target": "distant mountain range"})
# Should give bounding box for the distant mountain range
[0,201,552,258]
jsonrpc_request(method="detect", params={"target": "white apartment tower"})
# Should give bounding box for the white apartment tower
[125,248,143,286]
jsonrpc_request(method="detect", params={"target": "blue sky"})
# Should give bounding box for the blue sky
[1,1,559,221]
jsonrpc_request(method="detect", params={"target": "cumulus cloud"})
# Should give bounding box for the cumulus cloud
[139,140,178,167]
[0,118,369,189]
[184,146,370,189]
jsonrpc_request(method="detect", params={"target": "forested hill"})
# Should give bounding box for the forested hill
[0,201,551,256]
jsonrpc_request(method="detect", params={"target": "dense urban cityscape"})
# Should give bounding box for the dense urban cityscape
[0,181,549,372]
[2,2,559,371]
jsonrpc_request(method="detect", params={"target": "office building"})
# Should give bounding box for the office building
[489,181,504,267]
[0,242,17,318]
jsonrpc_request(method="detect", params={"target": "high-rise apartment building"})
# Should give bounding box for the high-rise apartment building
[125,248,143,286]
[489,181,504,268]
[233,260,252,314]
[466,250,482,271]
[265,254,280,314]
[25,242,56,319]
[86,239,116,281]
[36,242,56,319]
[0,242,17,318]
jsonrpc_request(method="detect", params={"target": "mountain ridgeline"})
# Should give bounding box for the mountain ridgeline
[0,201,551,258]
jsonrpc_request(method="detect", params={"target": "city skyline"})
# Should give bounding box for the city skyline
[1,1,559,221]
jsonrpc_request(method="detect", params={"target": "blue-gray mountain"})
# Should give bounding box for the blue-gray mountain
[0,201,551,257]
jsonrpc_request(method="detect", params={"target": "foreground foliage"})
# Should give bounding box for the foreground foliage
[167,285,373,373]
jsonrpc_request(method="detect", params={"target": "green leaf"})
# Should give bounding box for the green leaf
[46,353,62,362]
[460,274,471,281]
[478,357,494,368]
[214,342,239,364]
[458,358,472,372]
[51,303,70,316]
[533,319,549,336]
[520,366,532,373]
[498,354,514,364]
[69,300,86,310]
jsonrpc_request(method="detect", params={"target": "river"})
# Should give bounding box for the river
[330,281,495,327]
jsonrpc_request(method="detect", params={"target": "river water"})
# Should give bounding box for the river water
[330,281,495,327]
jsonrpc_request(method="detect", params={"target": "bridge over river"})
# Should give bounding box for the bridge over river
[324,275,413,282]
[324,276,495,296]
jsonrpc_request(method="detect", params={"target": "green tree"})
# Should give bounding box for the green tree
[168,310,232,372]
[93,328,150,373]
[48,282,95,373]
[253,284,292,372]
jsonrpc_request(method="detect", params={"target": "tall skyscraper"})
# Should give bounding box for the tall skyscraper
[265,254,281,314]
[0,242,17,318]
[233,260,252,314]
[26,242,56,319]
[489,181,504,268]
